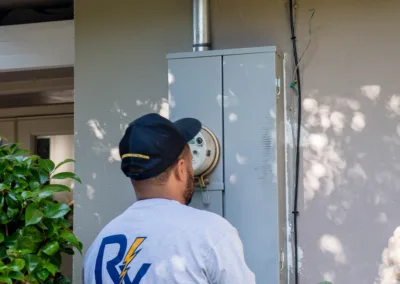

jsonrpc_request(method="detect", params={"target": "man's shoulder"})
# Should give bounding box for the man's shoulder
[182,205,236,234]
[83,213,127,261]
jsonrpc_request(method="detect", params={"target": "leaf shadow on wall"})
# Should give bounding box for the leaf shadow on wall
[297,84,400,284]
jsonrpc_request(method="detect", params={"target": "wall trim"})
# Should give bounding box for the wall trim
[0,20,74,72]
[0,104,74,119]
[0,77,74,95]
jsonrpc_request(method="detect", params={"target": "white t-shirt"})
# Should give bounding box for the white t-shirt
[83,198,256,284]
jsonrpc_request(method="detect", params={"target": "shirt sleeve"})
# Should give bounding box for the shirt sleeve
[205,229,256,284]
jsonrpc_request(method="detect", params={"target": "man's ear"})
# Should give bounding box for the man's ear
[174,159,186,181]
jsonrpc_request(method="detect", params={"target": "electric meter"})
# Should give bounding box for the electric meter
[188,126,220,177]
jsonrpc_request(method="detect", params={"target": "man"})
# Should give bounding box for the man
[83,113,256,284]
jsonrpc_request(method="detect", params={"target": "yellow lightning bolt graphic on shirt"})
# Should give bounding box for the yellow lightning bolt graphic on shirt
[119,237,146,283]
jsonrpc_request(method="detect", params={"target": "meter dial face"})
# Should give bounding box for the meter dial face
[188,127,219,177]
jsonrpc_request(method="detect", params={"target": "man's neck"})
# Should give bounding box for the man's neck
[135,192,184,205]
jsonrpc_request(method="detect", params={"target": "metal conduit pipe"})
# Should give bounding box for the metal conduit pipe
[193,0,211,51]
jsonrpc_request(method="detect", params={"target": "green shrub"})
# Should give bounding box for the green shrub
[0,142,82,283]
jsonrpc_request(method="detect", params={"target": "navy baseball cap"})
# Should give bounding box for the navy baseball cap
[119,113,201,180]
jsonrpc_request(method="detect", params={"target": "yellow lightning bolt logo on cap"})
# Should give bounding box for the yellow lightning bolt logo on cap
[119,237,146,283]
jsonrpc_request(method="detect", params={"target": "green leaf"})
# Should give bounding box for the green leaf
[22,226,43,243]
[42,241,59,256]
[3,174,14,185]
[62,247,75,255]
[54,274,71,284]
[39,171,49,184]
[51,172,82,183]
[42,220,57,238]
[58,218,72,229]
[0,276,12,284]
[25,155,40,168]
[37,269,50,280]
[0,167,6,177]
[31,169,49,185]
[29,181,40,191]
[26,273,39,283]
[44,203,71,219]
[50,252,62,269]
[5,192,20,208]
[0,183,10,191]
[0,246,6,259]
[43,262,58,276]
[25,204,44,226]
[23,254,40,273]
[13,149,29,163]
[21,191,34,200]
[15,236,38,254]
[37,221,48,230]
[10,143,19,153]
[6,248,18,257]
[0,146,83,281]
[6,163,14,172]
[6,207,19,219]
[38,159,55,173]
[14,179,29,190]
[9,270,25,280]
[3,233,18,247]
[55,158,75,170]
[37,184,70,200]
[13,148,29,156]
[60,231,82,253]
[14,166,31,177]
[8,258,25,271]
[0,212,10,225]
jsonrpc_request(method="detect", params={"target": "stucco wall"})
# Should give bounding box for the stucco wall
[74,0,400,283]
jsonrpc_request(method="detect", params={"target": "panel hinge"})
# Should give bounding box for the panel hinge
[276,77,281,89]
[279,248,285,272]
[276,77,281,99]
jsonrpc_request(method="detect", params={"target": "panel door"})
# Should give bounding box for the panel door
[223,52,280,284]
[168,56,224,216]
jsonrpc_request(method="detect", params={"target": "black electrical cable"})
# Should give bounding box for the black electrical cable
[289,0,302,283]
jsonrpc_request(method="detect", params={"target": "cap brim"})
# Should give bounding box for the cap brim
[174,118,202,142]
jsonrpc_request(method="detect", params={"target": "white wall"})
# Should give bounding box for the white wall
[0,119,15,143]
[0,20,74,71]
[74,0,400,283]
[0,105,74,146]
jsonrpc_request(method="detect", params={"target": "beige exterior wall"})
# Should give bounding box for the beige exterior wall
[74,0,400,283]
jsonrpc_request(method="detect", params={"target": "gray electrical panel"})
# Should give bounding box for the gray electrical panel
[167,46,287,284]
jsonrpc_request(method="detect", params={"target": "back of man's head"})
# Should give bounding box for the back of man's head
[118,114,200,205]
[127,145,194,204]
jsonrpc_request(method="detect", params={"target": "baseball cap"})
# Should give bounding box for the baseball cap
[119,113,201,180]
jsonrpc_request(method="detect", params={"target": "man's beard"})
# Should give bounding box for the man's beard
[183,170,195,205]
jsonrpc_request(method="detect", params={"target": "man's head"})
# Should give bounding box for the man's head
[119,113,201,205]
